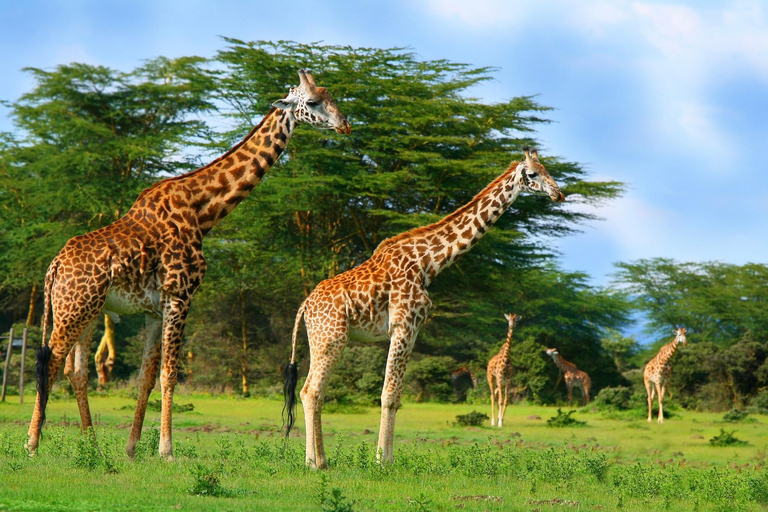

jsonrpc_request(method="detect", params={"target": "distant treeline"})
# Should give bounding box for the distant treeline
[0,40,764,412]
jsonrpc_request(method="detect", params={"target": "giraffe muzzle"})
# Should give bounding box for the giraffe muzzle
[335,119,352,135]
[552,191,565,203]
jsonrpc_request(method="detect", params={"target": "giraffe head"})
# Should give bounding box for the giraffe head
[674,327,688,345]
[517,148,565,202]
[272,69,352,134]
[504,313,521,327]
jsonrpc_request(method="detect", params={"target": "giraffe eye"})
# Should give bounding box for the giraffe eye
[306,100,319,107]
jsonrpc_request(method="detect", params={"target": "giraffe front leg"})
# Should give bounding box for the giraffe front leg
[645,378,654,422]
[377,324,419,464]
[500,383,510,427]
[567,384,573,408]
[63,319,98,433]
[126,316,163,458]
[487,373,496,427]
[158,298,190,459]
[657,383,665,424]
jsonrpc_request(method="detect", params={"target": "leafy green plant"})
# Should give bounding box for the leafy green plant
[709,429,748,447]
[546,408,587,427]
[455,411,489,426]
[722,409,754,423]
[188,462,231,497]
[316,473,356,512]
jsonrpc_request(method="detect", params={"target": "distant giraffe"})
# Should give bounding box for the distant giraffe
[451,365,478,402]
[644,327,687,423]
[27,70,350,457]
[487,313,520,427]
[284,149,565,468]
[94,315,116,389]
[544,348,591,406]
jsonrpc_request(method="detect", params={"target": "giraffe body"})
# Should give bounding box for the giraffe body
[644,327,687,423]
[285,150,564,468]
[487,313,519,427]
[28,70,350,457]
[545,348,591,407]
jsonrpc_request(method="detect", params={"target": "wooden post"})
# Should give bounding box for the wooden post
[1,327,13,402]
[19,328,28,404]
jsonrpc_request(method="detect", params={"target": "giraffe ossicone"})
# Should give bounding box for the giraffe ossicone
[27,69,350,458]
[284,149,564,469]
[644,327,687,423]
[544,347,591,407]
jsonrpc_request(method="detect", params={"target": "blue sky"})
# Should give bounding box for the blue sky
[1,0,767,288]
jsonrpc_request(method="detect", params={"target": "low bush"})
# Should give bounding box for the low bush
[546,408,587,427]
[455,411,488,426]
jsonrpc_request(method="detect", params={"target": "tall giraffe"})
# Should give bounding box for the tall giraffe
[544,348,591,406]
[644,327,687,423]
[28,70,350,458]
[284,149,564,468]
[487,313,520,427]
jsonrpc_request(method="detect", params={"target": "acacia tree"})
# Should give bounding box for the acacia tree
[613,259,768,410]
[185,40,629,397]
[0,57,216,335]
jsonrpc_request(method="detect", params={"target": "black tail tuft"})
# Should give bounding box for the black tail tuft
[282,362,298,437]
[35,344,53,429]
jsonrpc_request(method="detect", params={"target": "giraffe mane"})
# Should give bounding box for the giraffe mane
[374,161,519,252]
[149,107,280,188]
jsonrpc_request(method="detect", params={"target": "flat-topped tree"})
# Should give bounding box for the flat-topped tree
[27,70,351,459]
[284,149,564,468]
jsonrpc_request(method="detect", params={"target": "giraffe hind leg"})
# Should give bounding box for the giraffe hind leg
[126,316,163,458]
[64,318,99,433]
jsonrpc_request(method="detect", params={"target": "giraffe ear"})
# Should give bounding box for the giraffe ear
[272,97,296,110]
[530,149,540,162]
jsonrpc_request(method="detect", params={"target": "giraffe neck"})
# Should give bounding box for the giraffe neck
[502,322,515,360]
[552,354,577,373]
[154,108,294,235]
[653,341,680,366]
[384,163,524,283]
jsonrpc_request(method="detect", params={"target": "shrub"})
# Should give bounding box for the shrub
[723,409,754,423]
[188,462,231,497]
[594,386,631,410]
[709,429,748,447]
[455,411,489,426]
[546,409,586,428]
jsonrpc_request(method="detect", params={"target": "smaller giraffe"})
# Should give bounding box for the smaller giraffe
[644,327,687,423]
[486,313,520,427]
[544,348,591,407]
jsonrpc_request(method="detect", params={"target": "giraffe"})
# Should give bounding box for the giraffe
[283,149,565,468]
[94,314,116,389]
[544,348,591,407]
[27,69,351,458]
[487,313,520,427]
[644,327,687,423]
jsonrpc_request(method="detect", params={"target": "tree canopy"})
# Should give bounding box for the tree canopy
[1,40,629,403]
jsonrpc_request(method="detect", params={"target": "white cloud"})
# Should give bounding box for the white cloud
[421,0,531,28]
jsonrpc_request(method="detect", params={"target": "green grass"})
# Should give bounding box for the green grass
[1,390,768,511]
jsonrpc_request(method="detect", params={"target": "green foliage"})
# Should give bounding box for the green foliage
[188,462,232,497]
[455,410,489,426]
[709,429,748,447]
[546,408,587,427]
[594,386,632,410]
[406,355,456,402]
[722,409,754,423]
[316,473,356,512]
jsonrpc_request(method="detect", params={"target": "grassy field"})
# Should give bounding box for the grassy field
[1,390,767,511]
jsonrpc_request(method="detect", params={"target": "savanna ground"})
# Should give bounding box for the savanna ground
[1,389,768,511]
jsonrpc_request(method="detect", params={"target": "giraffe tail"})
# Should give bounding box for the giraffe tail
[36,260,57,431]
[283,299,306,437]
